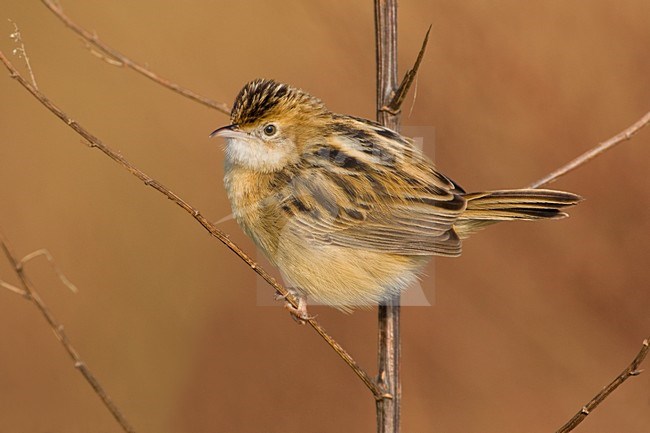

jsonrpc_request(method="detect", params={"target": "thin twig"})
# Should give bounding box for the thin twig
[375,1,402,432]
[1,280,27,296]
[0,50,383,400]
[555,338,650,433]
[21,248,79,293]
[39,0,230,114]
[382,25,431,115]
[0,233,137,433]
[8,20,38,89]
[529,111,650,188]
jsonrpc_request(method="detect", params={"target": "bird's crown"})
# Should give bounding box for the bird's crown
[230,79,327,127]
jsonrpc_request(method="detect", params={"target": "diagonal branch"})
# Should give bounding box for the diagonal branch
[555,338,649,433]
[0,50,383,400]
[40,0,230,114]
[381,25,430,115]
[529,111,650,188]
[0,232,137,433]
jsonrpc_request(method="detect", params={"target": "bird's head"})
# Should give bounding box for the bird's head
[211,79,329,172]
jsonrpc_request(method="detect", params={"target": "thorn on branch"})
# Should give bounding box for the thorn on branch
[384,25,431,114]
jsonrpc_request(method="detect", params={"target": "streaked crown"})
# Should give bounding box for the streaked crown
[230,79,327,127]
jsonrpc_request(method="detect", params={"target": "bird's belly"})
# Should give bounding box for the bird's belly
[274,230,429,312]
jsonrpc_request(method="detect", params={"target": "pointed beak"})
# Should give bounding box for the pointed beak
[209,124,244,139]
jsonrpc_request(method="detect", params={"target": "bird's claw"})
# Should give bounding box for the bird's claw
[274,289,316,324]
[277,291,315,324]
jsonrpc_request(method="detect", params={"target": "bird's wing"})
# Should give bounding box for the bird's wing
[279,120,467,256]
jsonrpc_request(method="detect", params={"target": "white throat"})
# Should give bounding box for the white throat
[224,136,293,173]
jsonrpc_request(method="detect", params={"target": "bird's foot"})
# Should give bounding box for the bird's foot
[276,289,315,324]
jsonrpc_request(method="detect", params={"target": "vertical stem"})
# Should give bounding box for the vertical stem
[374,1,401,433]
[375,0,400,128]
[376,296,401,433]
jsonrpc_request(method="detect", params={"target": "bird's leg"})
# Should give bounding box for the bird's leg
[275,288,315,324]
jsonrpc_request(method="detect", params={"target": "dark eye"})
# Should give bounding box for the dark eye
[263,124,277,136]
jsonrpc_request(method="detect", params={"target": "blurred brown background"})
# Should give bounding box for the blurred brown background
[1,1,649,432]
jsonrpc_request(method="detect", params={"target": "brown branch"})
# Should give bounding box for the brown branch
[555,338,650,433]
[39,0,230,114]
[382,25,431,115]
[529,111,650,188]
[375,1,402,433]
[0,232,137,433]
[0,50,383,400]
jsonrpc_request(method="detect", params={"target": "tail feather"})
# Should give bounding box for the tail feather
[453,189,582,239]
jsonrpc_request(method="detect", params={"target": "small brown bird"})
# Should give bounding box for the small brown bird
[211,79,581,317]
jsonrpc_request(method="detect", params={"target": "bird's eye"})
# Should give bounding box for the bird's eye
[263,124,277,136]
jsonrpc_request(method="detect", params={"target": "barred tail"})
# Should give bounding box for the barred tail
[453,189,582,239]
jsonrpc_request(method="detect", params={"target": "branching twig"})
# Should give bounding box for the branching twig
[39,0,230,114]
[21,248,79,293]
[8,20,38,89]
[555,338,650,433]
[529,111,650,188]
[0,50,383,400]
[0,233,136,433]
[382,25,430,115]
